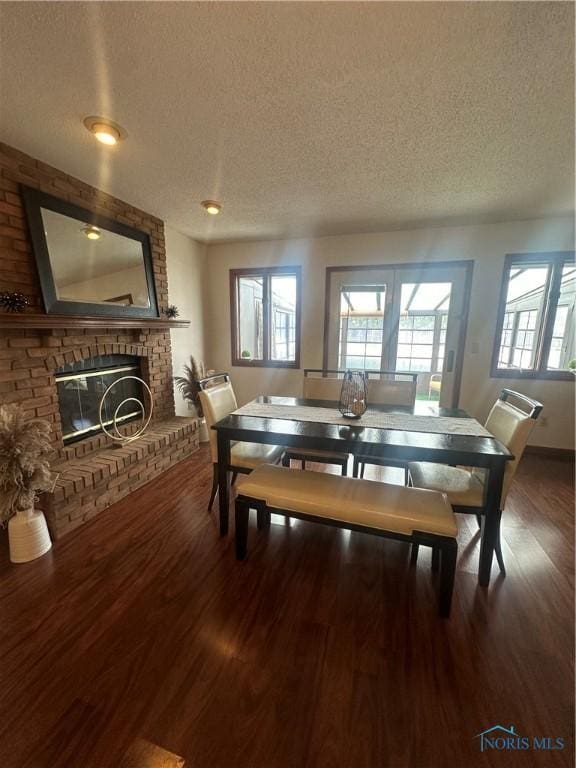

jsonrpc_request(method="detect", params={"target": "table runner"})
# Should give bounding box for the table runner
[233,401,492,438]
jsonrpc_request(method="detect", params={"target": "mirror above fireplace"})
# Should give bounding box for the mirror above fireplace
[21,186,159,318]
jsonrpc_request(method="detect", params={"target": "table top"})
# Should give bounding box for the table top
[213,396,513,467]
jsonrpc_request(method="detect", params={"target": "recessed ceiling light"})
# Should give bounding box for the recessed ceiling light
[82,224,101,240]
[201,200,222,215]
[83,116,127,146]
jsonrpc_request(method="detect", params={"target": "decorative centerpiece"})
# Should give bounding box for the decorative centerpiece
[339,370,368,419]
[0,404,54,563]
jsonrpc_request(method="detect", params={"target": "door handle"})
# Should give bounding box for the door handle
[446,350,455,373]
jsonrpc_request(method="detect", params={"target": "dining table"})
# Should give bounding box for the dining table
[212,395,513,587]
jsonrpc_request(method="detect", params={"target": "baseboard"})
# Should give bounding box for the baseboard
[525,445,575,461]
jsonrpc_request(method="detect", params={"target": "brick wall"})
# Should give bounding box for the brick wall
[0,142,176,457]
[0,142,199,536]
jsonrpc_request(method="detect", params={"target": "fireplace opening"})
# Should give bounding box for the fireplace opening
[55,354,144,444]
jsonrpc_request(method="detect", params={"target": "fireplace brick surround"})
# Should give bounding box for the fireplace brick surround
[0,142,199,538]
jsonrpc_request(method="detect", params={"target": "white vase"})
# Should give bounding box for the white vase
[199,418,210,444]
[8,506,52,564]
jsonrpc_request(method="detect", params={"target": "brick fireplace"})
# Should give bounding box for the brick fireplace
[0,142,199,538]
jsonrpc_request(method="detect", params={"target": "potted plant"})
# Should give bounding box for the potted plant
[568,359,576,376]
[174,356,214,443]
[0,404,54,563]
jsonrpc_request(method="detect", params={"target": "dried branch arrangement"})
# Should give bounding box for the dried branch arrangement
[174,357,213,418]
[0,404,54,525]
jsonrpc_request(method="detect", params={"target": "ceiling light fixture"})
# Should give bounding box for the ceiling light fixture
[82,224,101,240]
[83,116,126,146]
[201,200,222,215]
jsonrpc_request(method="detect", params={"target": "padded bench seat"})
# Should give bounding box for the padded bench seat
[235,464,458,617]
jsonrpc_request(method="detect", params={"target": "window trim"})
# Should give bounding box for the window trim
[490,251,575,381]
[230,266,302,369]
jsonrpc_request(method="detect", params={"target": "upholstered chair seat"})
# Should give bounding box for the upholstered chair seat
[230,441,284,469]
[407,463,486,507]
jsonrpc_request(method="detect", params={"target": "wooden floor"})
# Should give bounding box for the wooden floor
[0,448,573,768]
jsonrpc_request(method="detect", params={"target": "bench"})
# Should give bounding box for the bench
[235,464,458,617]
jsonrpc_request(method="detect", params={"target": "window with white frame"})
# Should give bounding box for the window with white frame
[338,287,385,370]
[396,282,451,374]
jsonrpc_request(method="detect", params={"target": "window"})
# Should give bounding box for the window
[338,287,385,370]
[396,282,451,374]
[231,267,301,367]
[492,253,575,380]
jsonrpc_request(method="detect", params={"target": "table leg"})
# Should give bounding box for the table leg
[478,461,505,587]
[217,430,231,536]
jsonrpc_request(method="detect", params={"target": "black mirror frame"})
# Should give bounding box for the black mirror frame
[21,186,159,318]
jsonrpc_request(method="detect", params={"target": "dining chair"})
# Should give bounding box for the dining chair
[281,369,351,474]
[408,388,543,574]
[352,373,418,482]
[198,373,285,511]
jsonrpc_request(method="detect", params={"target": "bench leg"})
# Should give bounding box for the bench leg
[360,461,366,479]
[235,498,250,560]
[431,546,440,573]
[410,543,419,565]
[439,540,457,618]
[352,456,360,478]
[341,460,347,476]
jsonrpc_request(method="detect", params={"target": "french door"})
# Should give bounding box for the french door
[325,263,471,408]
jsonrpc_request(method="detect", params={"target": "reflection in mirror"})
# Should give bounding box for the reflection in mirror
[41,208,151,308]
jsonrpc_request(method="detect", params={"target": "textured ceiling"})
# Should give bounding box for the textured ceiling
[0,2,573,243]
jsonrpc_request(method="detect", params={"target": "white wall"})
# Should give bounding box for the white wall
[204,217,575,449]
[165,226,207,416]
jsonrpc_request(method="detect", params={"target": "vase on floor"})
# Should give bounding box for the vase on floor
[8,506,52,564]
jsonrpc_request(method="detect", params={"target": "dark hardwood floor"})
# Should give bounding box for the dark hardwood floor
[0,447,573,768]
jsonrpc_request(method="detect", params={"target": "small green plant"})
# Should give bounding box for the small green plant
[568,359,576,372]
[241,350,251,359]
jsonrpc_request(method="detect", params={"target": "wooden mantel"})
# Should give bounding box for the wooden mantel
[0,313,190,330]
